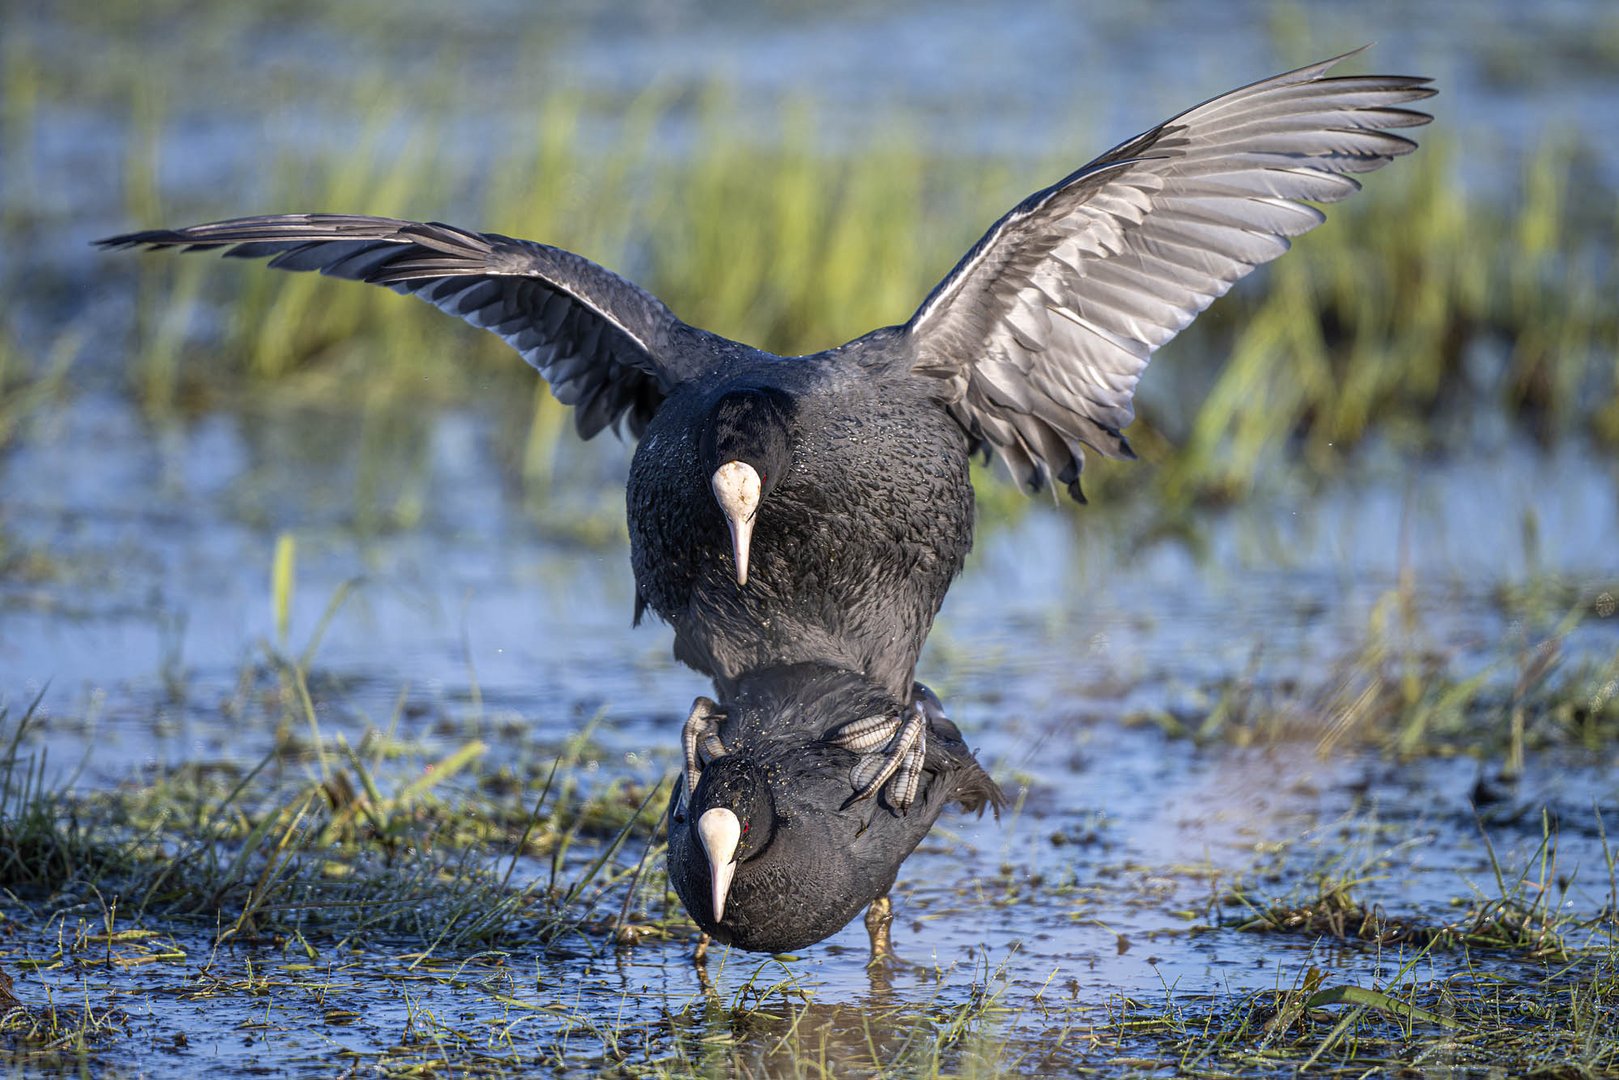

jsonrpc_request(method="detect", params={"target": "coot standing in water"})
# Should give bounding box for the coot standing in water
[665,668,1003,956]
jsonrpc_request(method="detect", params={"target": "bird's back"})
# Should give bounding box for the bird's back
[628,349,974,699]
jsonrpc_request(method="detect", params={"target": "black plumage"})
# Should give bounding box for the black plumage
[627,353,975,701]
[664,665,1003,954]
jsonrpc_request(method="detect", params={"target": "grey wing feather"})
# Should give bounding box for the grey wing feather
[98,214,701,438]
[905,49,1435,499]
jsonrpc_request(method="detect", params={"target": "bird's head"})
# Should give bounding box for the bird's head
[699,388,795,587]
[686,754,777,924]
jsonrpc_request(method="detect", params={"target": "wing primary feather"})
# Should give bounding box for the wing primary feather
[904,51,1432,503]
[97,213,713,440]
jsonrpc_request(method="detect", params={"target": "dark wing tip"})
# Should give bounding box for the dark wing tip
[95,229,210,251]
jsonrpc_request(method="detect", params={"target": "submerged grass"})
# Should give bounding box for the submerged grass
[1138,572,1619,764]
[0,682,676,960]
[6,709,1617,1076]
[1156,807,1619,1077]
[1229,809,1619,963]
[6,612,1619,1075]
[1098,956,1619,1079]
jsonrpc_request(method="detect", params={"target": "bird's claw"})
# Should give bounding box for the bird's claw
[677,696,727,821]
[836,702,927,812]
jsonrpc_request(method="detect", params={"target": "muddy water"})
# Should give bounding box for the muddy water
[2,394,1616,1073]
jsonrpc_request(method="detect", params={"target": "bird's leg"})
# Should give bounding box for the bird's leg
[692,935,720,997]
[677,697,727,822]
[864,894,894,967]
[837,705,927,811]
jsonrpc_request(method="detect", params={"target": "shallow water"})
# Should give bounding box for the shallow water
[3,393,1616,1073]
[6,393,1617,766]
[5,3,1619,1071]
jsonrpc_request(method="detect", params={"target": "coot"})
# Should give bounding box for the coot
[102,53,1433,793]
[665,666,1003,954]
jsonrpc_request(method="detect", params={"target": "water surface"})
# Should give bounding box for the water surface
[3,393,1615,1072]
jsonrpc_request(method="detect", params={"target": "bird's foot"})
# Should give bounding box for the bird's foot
[834,703,927,811]
[864,895,894,965]
[692,934,719,996]
[863,895,918,980]
[677,697,728,822]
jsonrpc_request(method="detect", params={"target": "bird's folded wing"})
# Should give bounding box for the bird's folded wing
[99,214,703,438]
[903,49,1435,500]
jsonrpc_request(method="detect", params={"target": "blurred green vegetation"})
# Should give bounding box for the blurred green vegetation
[74,86,1616,509]
[3,4,1616,512]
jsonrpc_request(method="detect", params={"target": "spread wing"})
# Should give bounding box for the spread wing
[904,49,1435,499]
[99,214,705,438]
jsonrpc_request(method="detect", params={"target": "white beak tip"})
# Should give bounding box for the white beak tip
[697,806,742,924]
[710,461,761,590]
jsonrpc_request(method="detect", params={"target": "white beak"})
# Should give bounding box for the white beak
[710,461,762,587]
[696,806,742,923]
